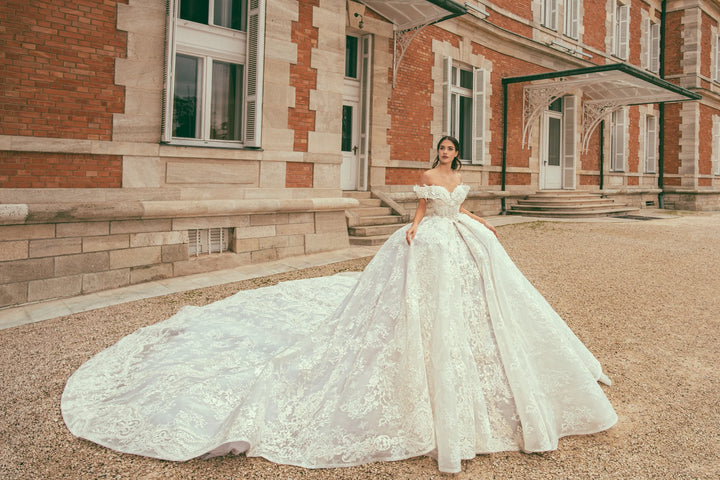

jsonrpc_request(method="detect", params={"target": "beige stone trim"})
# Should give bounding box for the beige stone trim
[1,198,359,226]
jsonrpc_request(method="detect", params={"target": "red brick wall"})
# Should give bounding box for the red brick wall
[0,151,122,188]
[664,11,684,76]
[627,106,640,173]
[663,103,682,175]
[489,172,531,185]
[387,26,456,164]
[699,104,715,176]
[288,0,319,153]
[582,0,607,53]
[384,167,423,186]
[0,0,127,141]
[285,162,313,188]
[701,12,717,80]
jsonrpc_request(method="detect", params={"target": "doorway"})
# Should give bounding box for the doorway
[540,98,563,190]
[341,34,372,190]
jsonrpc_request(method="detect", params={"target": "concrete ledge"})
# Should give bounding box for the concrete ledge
[0,197,360,226]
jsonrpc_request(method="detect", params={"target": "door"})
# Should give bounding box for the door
[341,100,360,190]
[541,110,563,189]
[341,34,371,190]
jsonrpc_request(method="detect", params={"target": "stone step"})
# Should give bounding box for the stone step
[356,198,382,207]
[355,215,405,226]
[348,206,393,216]
[531,190,601,196]
[349,235,392,246]
[517,197,607,205]
[512,202,620,212]
[342,190,372,199]
[348,223,405,237]
[508,206,639,217]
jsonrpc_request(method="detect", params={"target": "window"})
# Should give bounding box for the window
[713,116,720,175]
[644,114,657,173]
[542,0,558,30]
[189,228,231,256]
[564,0,579,39]
[714,35,720,83]
[442,57,486,164]
[644,18,660,73]
[610,108,626,172]
[164,0,265,147]
[612,2,629,60]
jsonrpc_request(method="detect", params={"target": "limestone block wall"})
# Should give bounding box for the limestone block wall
[0,199,354,309]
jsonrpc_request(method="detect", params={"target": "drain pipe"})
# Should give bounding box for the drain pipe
[599,120,605,191]
[658,0,667,208]
[500,80,508,214]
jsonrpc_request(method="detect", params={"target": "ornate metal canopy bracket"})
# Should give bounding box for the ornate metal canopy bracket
[522,83,573,148]
[581,101,625,153]
[393,24,430,88]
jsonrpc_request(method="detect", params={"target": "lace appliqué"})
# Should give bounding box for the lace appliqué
[62,181,617,474]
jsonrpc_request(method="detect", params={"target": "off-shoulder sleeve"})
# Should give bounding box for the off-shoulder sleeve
[413,185,440,199]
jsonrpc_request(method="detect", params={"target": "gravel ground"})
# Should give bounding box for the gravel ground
[1,213,719,480]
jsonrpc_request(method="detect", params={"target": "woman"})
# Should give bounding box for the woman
[62,136,617,474]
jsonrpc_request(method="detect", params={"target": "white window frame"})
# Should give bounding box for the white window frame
[564,0,580,39]
[644,114,658,173]
[442,57,487,165]
[163,0,265,148]
[542,0,559,31]
[610,108,627,172]
[643,17,660,73]
[713,116,720,175]
[612,2,629,60]
[714,34,720,83]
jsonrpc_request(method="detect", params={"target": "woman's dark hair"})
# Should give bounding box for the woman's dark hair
[431,135,462,170]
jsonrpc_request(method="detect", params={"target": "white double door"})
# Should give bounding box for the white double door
[341,34,372,191]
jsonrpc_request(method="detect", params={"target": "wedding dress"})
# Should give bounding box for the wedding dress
[62,184,617,474]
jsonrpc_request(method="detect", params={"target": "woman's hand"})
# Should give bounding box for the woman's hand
[483,222,499,239]
[406,224,418,245]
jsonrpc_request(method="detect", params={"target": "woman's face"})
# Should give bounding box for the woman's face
[437,139,459,165]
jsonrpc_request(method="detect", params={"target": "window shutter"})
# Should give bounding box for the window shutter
[544,0,558,30]
[358,34,373,191]
[442,56,452,135]
[642,17,650,69]
[715,35,720,82]
[618,5,629,59]
[645,115,657,173]
[612,109,626,171]
[471,67,486,165]
[162,0,179,143]
[650,23,660,73]
[243,0,265,147]
[565,0,579,39]
[562,95,577,189]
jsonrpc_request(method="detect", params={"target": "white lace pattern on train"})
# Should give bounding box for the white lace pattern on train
[62,184,617,474]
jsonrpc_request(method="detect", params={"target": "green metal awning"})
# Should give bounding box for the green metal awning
[503,63,701,151]
[358,0,466,32]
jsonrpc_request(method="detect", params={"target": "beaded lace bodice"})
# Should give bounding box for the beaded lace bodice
[413,184,470,219]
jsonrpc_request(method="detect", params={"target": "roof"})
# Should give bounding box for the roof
[358,0,467,31]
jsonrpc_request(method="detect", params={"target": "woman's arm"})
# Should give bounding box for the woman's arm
[406,198,427,245]
[460,206,499,238]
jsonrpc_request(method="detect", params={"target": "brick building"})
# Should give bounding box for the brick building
[0,0,717,308]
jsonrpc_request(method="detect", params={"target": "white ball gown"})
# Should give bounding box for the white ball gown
[61,184,617,474]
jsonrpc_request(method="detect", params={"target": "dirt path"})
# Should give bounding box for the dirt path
[1,214,718,479]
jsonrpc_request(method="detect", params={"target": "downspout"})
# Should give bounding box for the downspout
[658,0,667,208]
[501,80,508,214]
[599,120,605,190]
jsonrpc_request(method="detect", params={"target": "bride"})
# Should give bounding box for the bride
[62,136,617,474]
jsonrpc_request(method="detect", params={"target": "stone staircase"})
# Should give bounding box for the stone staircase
[342,191,405,245]
[508,191,638,217]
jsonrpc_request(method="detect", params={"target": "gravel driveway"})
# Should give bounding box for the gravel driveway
[1,213,718,479]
